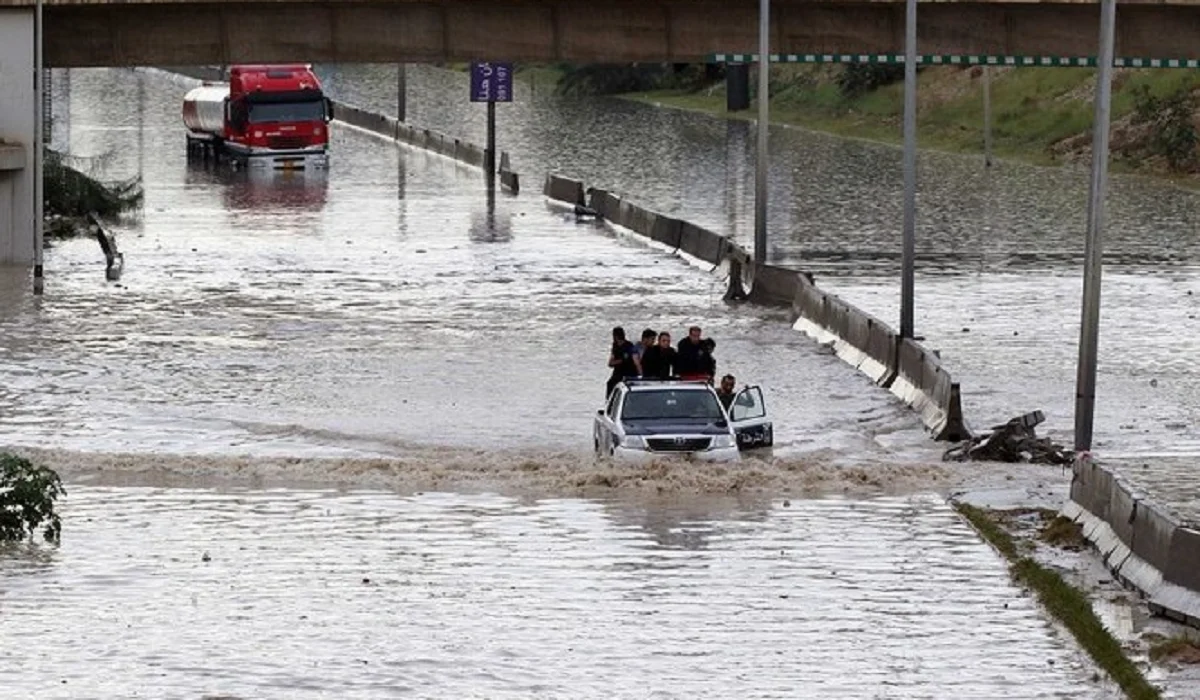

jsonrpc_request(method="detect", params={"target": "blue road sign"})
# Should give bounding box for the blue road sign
[470,62,513,103]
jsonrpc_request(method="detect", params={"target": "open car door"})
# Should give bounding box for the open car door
[729,385,773,450]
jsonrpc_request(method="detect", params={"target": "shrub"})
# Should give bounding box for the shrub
[0,453,65,545]
[554,63,719,96]
[1130,84,1199,172]
[837,64,906,99]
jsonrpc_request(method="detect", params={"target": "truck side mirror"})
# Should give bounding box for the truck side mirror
[324,97,334,123]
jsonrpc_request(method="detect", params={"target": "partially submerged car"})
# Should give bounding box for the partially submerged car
[593,380,773,462]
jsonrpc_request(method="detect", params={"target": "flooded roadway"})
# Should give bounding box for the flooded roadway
[1,487,1114,698]
[3,67,929,459]
[0,66,1145,696]
[318,63,1200,458]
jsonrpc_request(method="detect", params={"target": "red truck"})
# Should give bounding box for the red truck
[182,64,333,170]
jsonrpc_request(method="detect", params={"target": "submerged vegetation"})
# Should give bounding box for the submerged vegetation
[44,148,143,238]
[0,453,64,545]
[529,62,1200,182]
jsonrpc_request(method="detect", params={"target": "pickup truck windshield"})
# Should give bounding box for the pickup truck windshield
[249,100,326,123]
[622,390,724,421]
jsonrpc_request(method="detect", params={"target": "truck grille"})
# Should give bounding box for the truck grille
[267,136,308,150]
[646,437,712,453]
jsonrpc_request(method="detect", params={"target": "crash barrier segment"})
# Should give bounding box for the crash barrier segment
[158,66,519,194]
[543,173,970,442]
[328,101,519,194]
[1066,456,1200,628]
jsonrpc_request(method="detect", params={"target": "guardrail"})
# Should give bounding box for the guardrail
[1066,457,1200,627]
[331,101,519,194]
[543,173,970,442]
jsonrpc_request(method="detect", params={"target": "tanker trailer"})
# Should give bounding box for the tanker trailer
[182,65,332,171]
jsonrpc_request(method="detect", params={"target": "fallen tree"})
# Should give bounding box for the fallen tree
[44,148,142,239]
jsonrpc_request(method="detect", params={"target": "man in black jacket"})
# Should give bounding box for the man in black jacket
[676,326,708,380]
[640,331,677,380]
[606,326,641,399]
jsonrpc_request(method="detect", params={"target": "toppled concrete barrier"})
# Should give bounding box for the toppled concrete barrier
[943,410,1069,464]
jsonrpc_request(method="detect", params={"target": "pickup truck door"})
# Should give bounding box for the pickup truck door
[728,385,773,450]
[595,390,623,454]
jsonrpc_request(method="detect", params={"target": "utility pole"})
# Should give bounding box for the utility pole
[899,0,917,338]
[1073,0,1118,453]
[753,0,769,263]
[33,0,44,294]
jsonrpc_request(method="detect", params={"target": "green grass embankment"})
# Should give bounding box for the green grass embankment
[618,65,1200,182]
[955,503,1162,700]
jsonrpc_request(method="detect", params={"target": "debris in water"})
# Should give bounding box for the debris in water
[942,410,1072,465]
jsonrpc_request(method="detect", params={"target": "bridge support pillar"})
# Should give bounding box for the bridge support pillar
[982,66,993,168]
[726,63,750,112]
[0,8,37,268]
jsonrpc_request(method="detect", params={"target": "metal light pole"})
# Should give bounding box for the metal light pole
[899,0,917,338]
[486,99,497,183]
[33,0,44,295]
[397,63,407,123]
[983,65,993,168]
[753,0,769,263]
[1073,0,1118,454]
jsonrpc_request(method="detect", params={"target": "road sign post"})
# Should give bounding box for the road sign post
[470,61,512,185]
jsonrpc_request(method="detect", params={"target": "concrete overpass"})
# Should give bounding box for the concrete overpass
[4,0,1200,268]
[0,0,1198,67]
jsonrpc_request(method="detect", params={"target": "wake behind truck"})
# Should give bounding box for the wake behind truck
[182,64,333,170]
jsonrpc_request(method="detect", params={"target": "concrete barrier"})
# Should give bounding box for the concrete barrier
[543,174,586,205]
[1067,457,1200,628]
[745,263,802,307]
[541,172,972,442]
[648,215,682,248]
[683,223,727,265]
[330,99,520,189]
[499,152,520,195]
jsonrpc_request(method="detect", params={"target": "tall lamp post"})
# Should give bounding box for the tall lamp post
[33,0,44,294]
[899,0,917,339]
[1073,0,1118,453]
[753,0,769,264]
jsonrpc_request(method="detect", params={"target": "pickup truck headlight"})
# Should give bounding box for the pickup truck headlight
[711,434,735,449]
[620,436,645,449]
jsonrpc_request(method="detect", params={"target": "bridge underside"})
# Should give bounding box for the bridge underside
[43,1,1200,67]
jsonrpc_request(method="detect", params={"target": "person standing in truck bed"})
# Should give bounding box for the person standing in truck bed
[640,331,677,380]
[675,326,709,381]
[606,326,641,399]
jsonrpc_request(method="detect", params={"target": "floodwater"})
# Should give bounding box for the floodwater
[0,65,1159,696]
[0,486,1113,698]
[2,67,931,459]
[317,63,1200,458]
